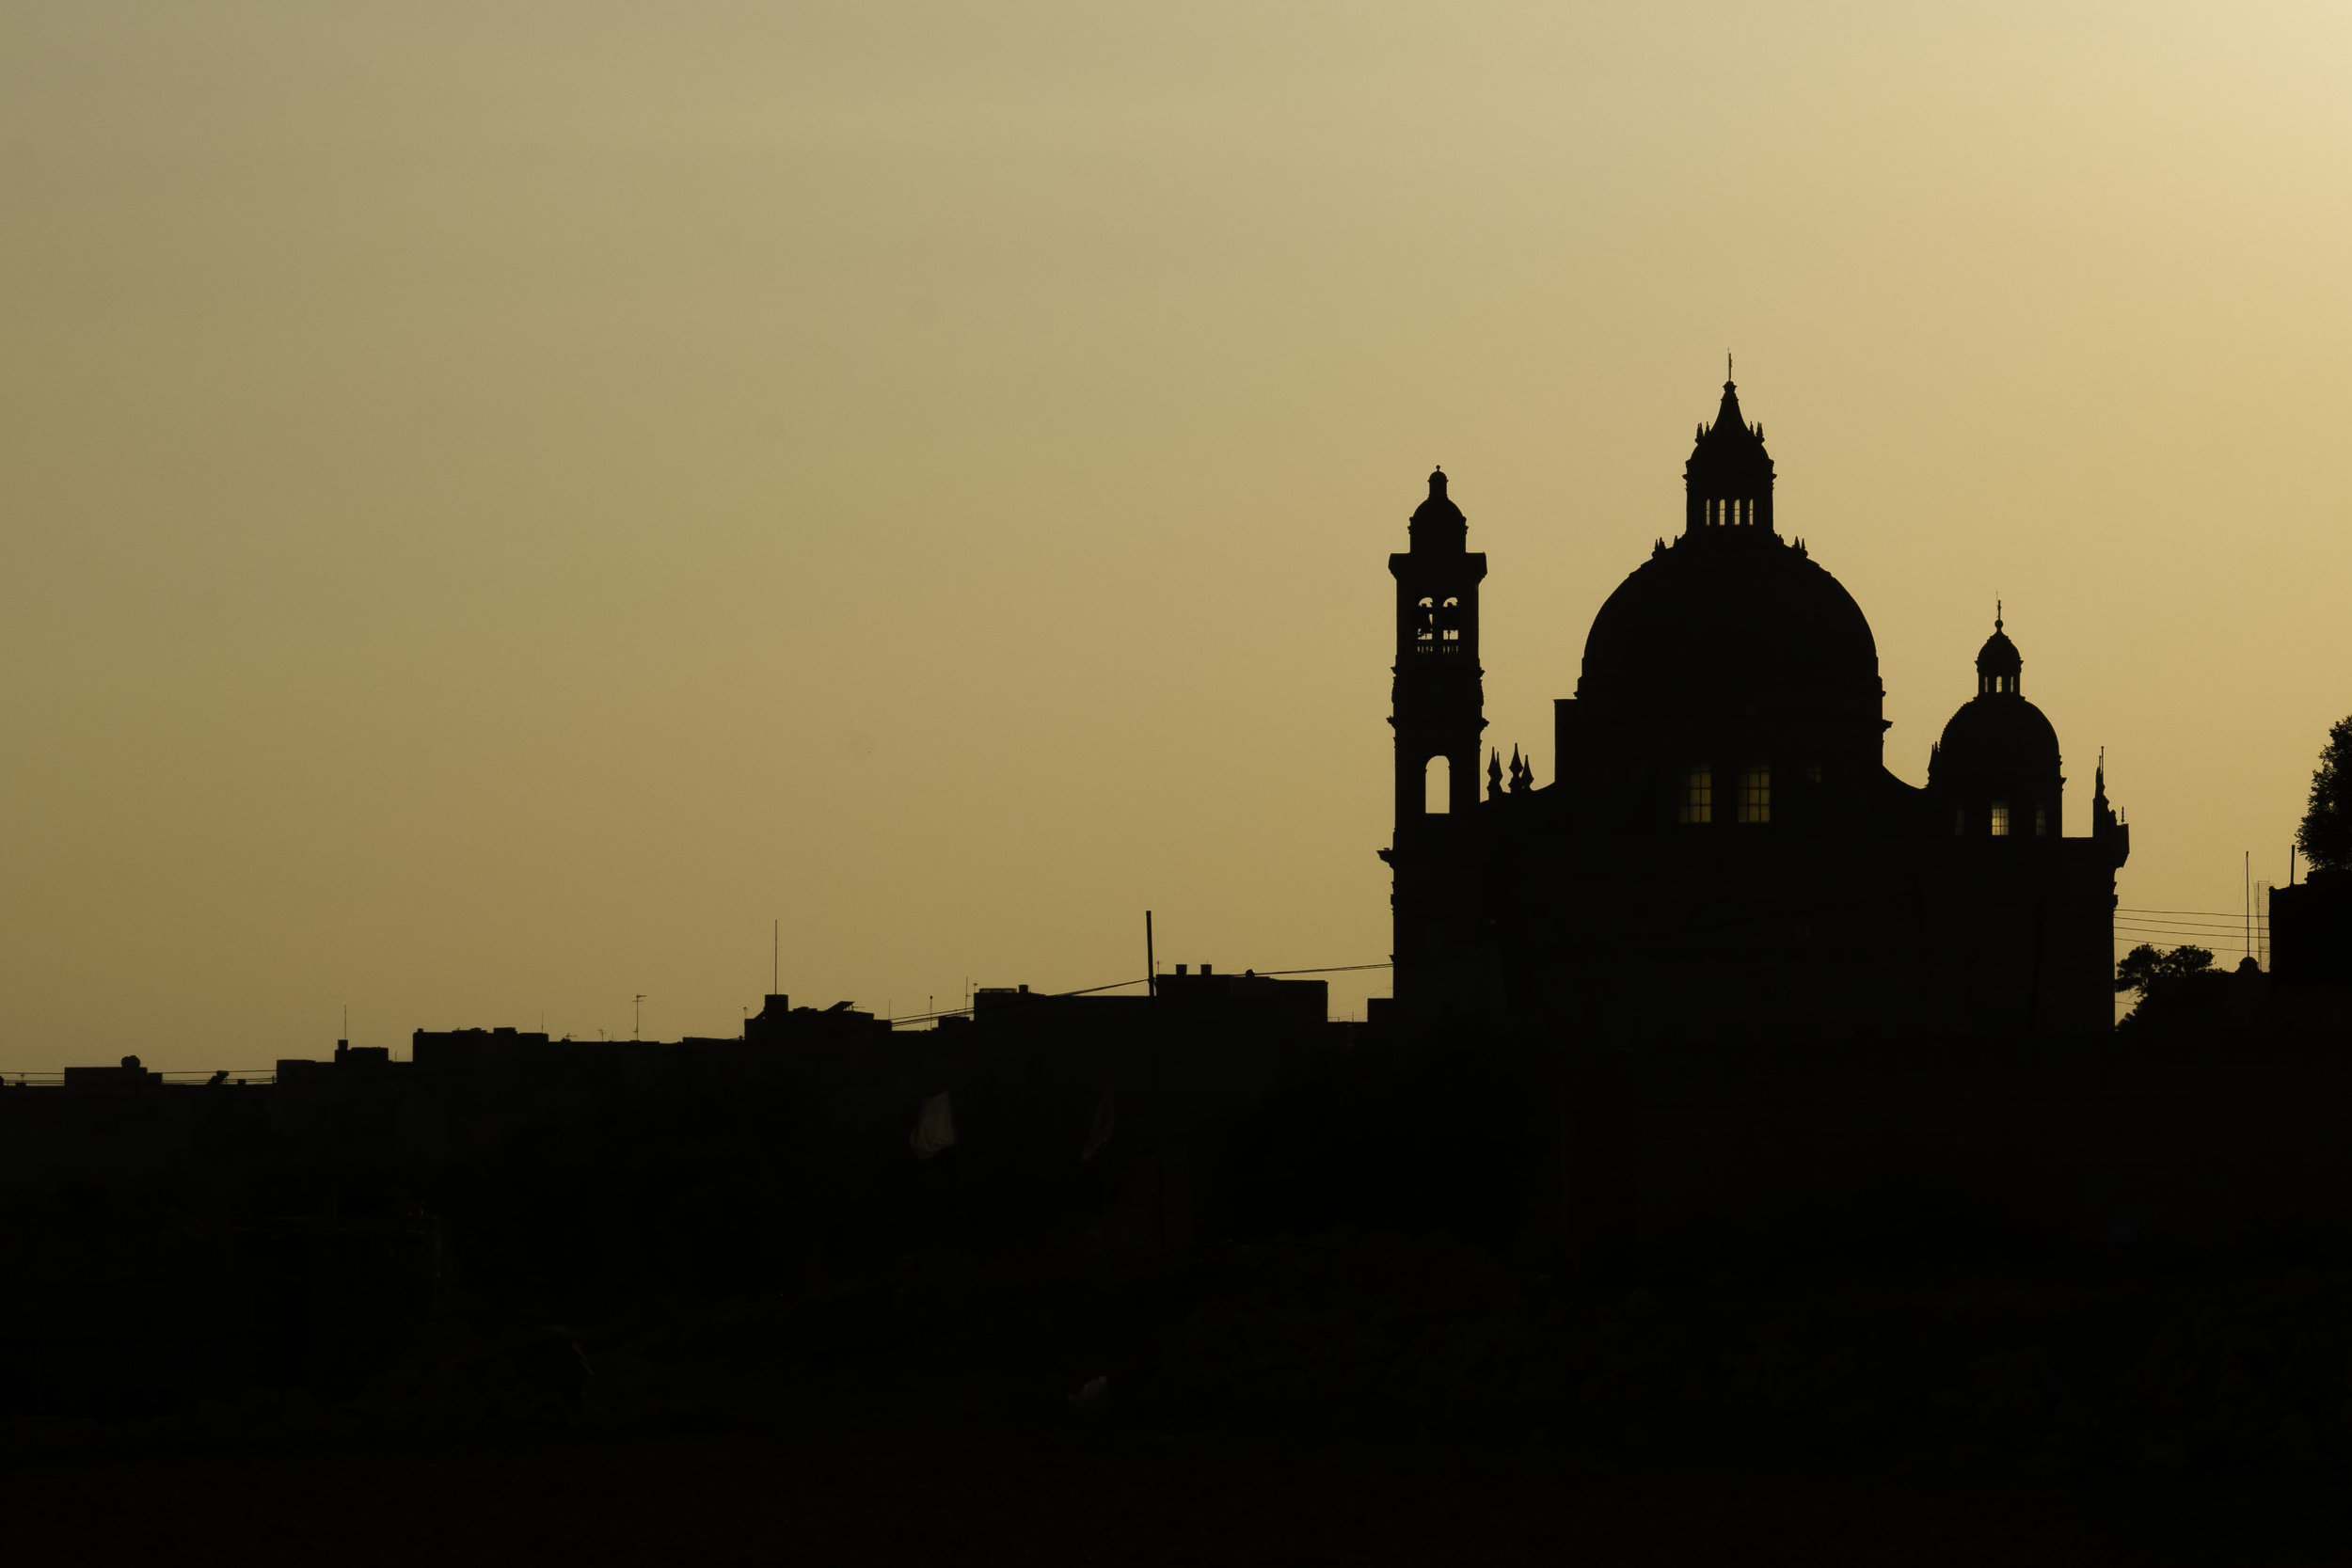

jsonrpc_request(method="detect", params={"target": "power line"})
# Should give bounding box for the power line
[2117,907,2272,919]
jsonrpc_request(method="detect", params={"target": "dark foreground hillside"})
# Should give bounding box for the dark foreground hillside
[8,1425,2188,1568]
[12,1235,2352,1565]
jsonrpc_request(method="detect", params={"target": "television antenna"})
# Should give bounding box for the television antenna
[632,994,647,1040]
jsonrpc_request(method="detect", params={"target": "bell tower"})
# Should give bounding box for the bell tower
[1380,468,1488,1015]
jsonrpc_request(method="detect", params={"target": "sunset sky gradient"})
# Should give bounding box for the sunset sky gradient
[5,3,2349,1068]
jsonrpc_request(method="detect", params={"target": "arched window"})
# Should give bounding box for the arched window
[1424,755,1450,816]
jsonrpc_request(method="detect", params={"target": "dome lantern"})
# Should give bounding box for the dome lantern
[1683,357,1776,536]
[1975,603,2022,696]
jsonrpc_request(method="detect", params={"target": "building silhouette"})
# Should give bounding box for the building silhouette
[1379,373,2130,1038]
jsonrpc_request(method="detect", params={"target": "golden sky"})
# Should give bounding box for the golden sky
[5,3,2348,1069]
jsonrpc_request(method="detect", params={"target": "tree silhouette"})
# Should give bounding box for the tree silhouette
[2115,942,2214,1007]
[2298,715,2352,873]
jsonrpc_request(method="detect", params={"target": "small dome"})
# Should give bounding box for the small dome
[1935,612,2059,779]
[1936,695,2060,778]
[1407,467,1466,550]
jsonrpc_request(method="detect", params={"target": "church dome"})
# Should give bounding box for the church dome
[1936,695,2059,776]
[1933,611,2059,777]
[1578,541,1882,716]
[1576,375,1880,719]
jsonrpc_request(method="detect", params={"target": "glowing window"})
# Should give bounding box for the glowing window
[1679,765,1712,825]
[1424,755,1450,816]
[2035,804,2047,837]
[1738,765,1771,824]
[1990,800,2010,837]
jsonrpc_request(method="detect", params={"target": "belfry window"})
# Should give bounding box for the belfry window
[1424,755,1450,816]
[1990,800,2010,837]
[1679,765,1712,825]
[1738,765,1771,824]
[1418,595,1460,654]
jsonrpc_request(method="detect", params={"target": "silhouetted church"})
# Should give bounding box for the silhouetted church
[1378,373,2129,1038]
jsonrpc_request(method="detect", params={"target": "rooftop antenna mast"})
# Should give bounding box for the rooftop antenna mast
[633,994,647,1040]
[772,918,779,995]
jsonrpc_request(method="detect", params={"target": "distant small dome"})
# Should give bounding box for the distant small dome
[1935,612,2059,779]
[1936,694,2059,777]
